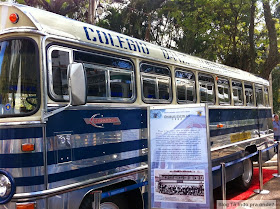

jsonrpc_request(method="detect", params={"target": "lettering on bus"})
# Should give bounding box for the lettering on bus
[160,48,191,65]
[83,27,149,55]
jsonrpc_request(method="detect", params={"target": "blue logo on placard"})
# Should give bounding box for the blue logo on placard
[152,111,162,119]
[5,104,11,111]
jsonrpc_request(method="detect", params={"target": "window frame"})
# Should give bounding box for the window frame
[255,84,264,107]
[217,77,231,105]
[0,37,41,118]
[232,80,244,106]
[244,82,254,106]
[198,73,216,104]
[47,46,73,101]
[47,44,136,103]
[84,63,135,102]
[140,62,172,104]
[175,69,196,104]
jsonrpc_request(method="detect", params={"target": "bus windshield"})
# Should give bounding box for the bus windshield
[0,39,39,116]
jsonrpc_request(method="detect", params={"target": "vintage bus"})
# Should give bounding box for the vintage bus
[0,2,274,209]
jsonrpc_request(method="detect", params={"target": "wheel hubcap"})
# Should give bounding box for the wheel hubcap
[100,202,119,209]
[243,158,253,183]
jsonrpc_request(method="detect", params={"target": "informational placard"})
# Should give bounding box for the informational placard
[148,104,213,209]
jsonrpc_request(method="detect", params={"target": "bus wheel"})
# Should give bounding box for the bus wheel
[79,194,129,209]
[99,193,130,209]
[235,152,253,190]
[100,202,119,209]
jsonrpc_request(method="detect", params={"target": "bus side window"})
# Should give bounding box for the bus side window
[50,49,70,99]
[75,51,134,102]
[141,63,172,103]
[175,70,196,104]
[142,77,156,99]
[264,86,269,107]
[232,80,244,106]
[217,77,230,105]
[49,47,135,102]
[244,83,254,106]
[198,74,215,104]
[255,85,264,107]
[86,67,107,97]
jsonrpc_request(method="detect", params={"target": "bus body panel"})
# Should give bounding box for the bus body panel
[46,107,148,188]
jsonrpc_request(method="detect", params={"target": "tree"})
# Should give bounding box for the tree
[261,0,280,79]
[15,0,88,22]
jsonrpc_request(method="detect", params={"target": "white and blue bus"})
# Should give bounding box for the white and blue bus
[0,3,274,209]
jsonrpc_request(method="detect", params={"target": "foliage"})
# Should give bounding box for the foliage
[13,0,88,21]
[3,0,280,111]
[272,67,280,114]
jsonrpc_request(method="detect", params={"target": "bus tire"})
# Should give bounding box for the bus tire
[79,193,138,209]
[234,151,253,190]
[79,181,143,209]
[100,194,130,209]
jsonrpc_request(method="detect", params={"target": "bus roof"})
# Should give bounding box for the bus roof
[0,3,269,86]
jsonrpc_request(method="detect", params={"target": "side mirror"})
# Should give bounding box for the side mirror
[67,63,87,106]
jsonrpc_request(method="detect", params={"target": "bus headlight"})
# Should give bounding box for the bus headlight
[0,170,15,204]
[0,174,11,197]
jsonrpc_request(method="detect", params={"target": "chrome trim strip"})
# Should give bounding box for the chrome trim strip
[0,28,47,36]
[43,127,48,189]
[41,35,48,123]
[209,119,256,130]
[210,133,274,152]
[0,121,43,128]
[12,165,148,202]
[208,105,272,110]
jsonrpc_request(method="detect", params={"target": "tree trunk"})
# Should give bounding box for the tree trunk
[262,0,280,79]
[248,0,256,73]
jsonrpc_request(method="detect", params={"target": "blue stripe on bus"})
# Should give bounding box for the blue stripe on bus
[47,139,148,165]
[209,108,271,123]
[46,109,147,137]
[14,155,147,186]
[0,139,147,168]
[14,175,44,187]
[210,124,258,137]
[0,127,42,140]
[0,152,44,168]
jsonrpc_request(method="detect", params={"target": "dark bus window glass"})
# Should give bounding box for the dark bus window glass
[141,64,170,76]
[177,81,186,101]
[232,80,244,106]
[245,83,254,106]
[74,51,133,70]
[51,50,70,97]
[143,77,156,99]
[175,70,196,104]
[217,78,230,105]
[158,79,170,100]
[0,39,39,116]
[255,85,264,107]
[110,72,132,98]
[86,68,106,97]
[198,74,215,104]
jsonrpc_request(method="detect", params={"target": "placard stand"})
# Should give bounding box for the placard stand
[148,104,213,209]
